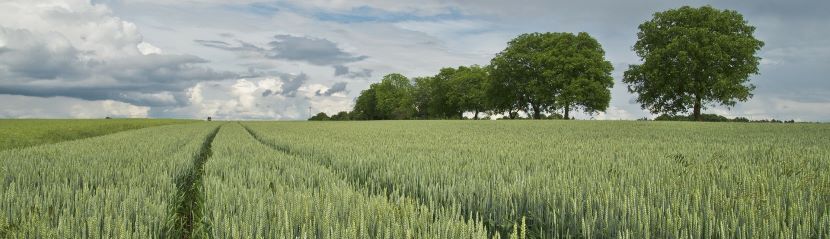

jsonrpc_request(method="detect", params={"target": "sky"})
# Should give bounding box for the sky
[0,0,828,121]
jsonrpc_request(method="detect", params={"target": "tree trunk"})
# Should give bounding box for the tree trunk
[564,104,570,120]
[531,104,541,119]
[474,109,479,120]
[693,94,702,121]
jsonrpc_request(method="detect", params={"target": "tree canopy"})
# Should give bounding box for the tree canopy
[413,68,461,119]
[309,6,763,122]
[449,65,490,119]
[351,73,416,120]
[623,5,764,121]
[490,32,613,119]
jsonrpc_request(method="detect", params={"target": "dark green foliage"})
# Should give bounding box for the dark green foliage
[654,113,733,122]
[412,66,492,119]
[352,87,380,120]
[343,32,612,121]
[490,32,613,119]
[308,112,331,121]
[654,113,799,123]
[309,111,352,121]
[623,5,764,121]
[450,65,491,119]
[329,111,351,121]
[549,33,614,119]
[489,32,557,119]
[414,69,462,119]
[374,73,417,119]
[350,73,417,120]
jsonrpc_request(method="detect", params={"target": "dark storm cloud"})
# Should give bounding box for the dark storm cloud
[315,82,348,96]
[279,73,308,97]
[0,27,236,107]
[194,39,264,52]
[0,28,88,80]
[334,65,349,76]
[346,68,373,78]
[333,64,373,78]
[266,35,368,65]
[195,35,368,66]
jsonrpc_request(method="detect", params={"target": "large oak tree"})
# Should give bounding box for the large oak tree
[490,32,613,119]
[449,65,490,119]
[550,33,614,119]
[413,68,461,119]
[623,6,764,121]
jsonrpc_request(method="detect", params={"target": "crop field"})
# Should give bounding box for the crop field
[1,120,829,238]
[0,119,195,151]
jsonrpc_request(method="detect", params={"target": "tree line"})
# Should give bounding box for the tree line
[310,6,764,122]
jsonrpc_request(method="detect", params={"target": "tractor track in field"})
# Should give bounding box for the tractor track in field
[239,123,523,238]
[167,124,221,239]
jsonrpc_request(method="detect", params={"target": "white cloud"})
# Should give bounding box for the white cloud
[708,97,830,122]
[137,41,162,55]
[0,0,232,107]
[99,100,150,117]
[591,106,634,120]
[0,0,143,58]
[175,77,351,120]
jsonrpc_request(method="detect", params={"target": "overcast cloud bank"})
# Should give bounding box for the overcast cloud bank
[1,0,827,121]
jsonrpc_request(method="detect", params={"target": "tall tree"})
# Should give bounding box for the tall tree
[485,65,523,119]
[623,5,764,121]
[490,33,560,119]
[414,68,461,119]
[412,76,436,119]
[548,32,614,119]
[352,86,379,120]
[490,32,613,119]
[450,65,490,119]
[374,73,416,120]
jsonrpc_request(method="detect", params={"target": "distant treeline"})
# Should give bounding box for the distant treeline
[310,111,803,123]
[311,6,765,122]
[313,32,613,121]
[644,114,800,123]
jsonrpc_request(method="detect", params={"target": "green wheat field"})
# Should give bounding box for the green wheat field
[1,120,828,238]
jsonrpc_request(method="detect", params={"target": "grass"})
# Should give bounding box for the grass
[0,119,196,151]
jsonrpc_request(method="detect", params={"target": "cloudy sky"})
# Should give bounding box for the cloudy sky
[1,0,827,121]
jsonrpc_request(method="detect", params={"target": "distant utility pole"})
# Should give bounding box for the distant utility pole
[308,107,312,117]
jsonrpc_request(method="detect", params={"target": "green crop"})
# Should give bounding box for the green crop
[241,120,830,238]
[203,123,491,238]
[0,123,218,238]
[1,120,827,238]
